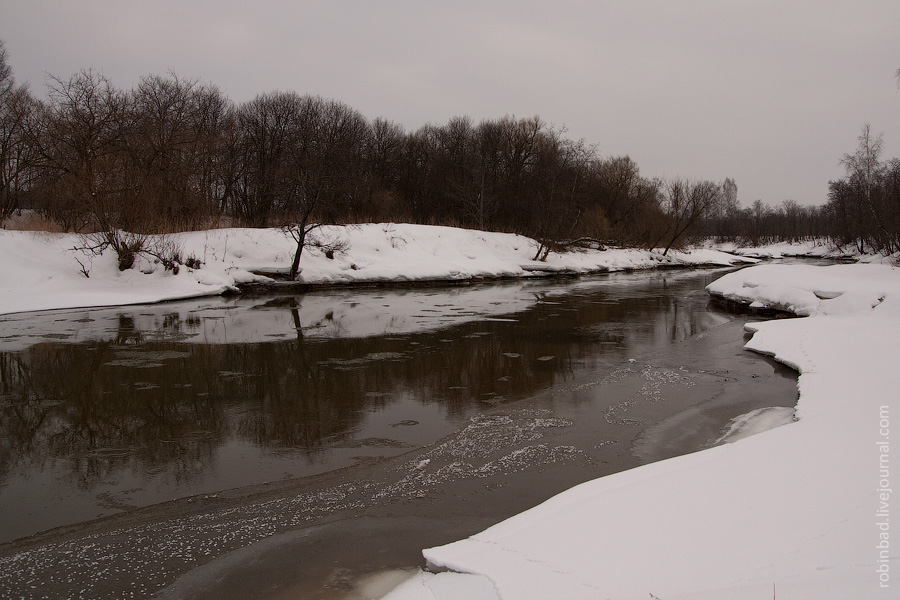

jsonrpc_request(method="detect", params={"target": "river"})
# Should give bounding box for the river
[0,268,797,599]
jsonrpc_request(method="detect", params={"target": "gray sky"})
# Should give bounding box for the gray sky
[3,0,898,207]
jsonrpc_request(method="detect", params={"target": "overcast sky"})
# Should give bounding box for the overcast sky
[3,1,898,207]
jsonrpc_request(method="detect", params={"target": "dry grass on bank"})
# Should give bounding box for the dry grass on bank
[0,210,67,233]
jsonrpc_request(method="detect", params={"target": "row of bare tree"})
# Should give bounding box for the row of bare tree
[701,126,900,254]
[2,42,738,267]
[826,126,900,254]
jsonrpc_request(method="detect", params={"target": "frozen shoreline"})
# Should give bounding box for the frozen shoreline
[0,224,755,316]
[3,224,897,598]
[0,268,796,599]
[383,262,900,600]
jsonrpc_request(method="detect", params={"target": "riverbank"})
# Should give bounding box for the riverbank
[0,224,755,316]
[3,224,896,598]
[713,238,899,263]
[382,262,900,600]
[0,269,797,599]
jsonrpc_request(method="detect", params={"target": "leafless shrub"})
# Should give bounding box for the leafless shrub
[72,231,201,274]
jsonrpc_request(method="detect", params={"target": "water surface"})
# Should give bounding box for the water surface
[0,269,798,599]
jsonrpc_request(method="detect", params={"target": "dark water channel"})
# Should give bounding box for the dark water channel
[0,269,798,599]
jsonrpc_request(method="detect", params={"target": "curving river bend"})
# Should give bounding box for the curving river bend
[0,268,797,599]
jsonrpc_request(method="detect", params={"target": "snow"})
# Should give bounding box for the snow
[3,223,897,599]
[385,571,499,599]
[713,239,900,265]
[0,224,754,316]
[0,230,243,316]
[707,263,893,317]
[712,239,853,260]
[713,406,796,445]
[714,239,840,259]
[381,262,900,600]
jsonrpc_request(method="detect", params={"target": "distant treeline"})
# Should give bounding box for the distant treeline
[706,125,900,254]
[1,42,898,255]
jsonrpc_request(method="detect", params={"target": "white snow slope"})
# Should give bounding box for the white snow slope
[383,263,900,600]
[0,224,753,316]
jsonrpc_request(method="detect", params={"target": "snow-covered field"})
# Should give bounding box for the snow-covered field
[0,224,753,316]
[381,262,900,600]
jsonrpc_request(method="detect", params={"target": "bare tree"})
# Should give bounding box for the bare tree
[397,124,440,223]
[231,91,299,227]
[595,156,642,234]
[282,98,367,279]
[842,124,883,204]
[0,41,12,99]
[127,73,230,230]
[232,92,366,278]
[0,41,38,218]
[584,155,664,247]
[528,129,596,260]
[362,117,406,221]
[658,179,722,254]
[704,177,741,240]
[31,70,136,253]
[841,124,891,251]
[721,178,738,214]
[0,85,36,217]
[781,199,802,242]
[498,116,542,233]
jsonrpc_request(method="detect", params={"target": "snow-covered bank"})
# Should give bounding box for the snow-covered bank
[382,263,899,600]
[707,262,894,317]
[714,238,899,264]
[714,239,845,260]
[0,224,754,316]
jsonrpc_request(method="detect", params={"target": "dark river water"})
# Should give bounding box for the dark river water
[0,269,798,599]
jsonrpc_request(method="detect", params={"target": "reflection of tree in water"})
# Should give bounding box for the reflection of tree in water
[0,343,224,489]
[115,314,143,345]
[0,321,585,492]
[0,277,720,494]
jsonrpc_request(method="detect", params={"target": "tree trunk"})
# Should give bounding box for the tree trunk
[289,227,307,280]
